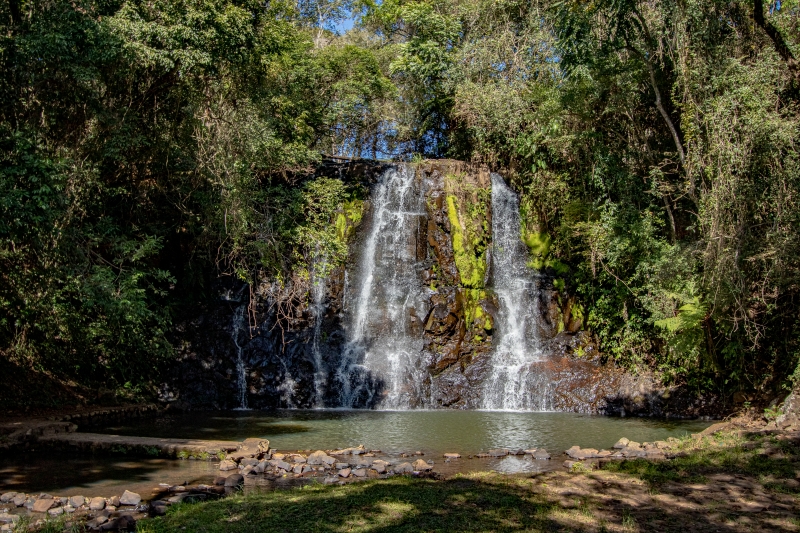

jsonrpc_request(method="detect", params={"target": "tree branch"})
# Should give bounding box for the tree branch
[753,0,800,78]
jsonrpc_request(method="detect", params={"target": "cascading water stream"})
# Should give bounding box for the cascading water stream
[309,252,328,407]
[231,305,250,410]
[336,165,429,409]
[481,174,550,411]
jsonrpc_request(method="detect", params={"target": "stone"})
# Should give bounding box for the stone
[150,501,168,516]
[394,462,414,474]
[413,459,432,471]
[119,490,141,506]
[337,468,351,478]
[213,476,227,486]
[240,458,259,467]
[443,453,461,459]
[63,505,76,513]
[613,438,630,449]
[371,464,386,474]
[0,515,19,525]
[86,516,108,529]
[352,468,366,478]
[0,494,15,504]
[487,449,508,457]
[69,495,85,508]
[307,451,335,466]
[323,477,339,485]
[224,474,244,487]
[335,462,350,469]
[292,465,303,474]
[219,459,238,471]
[241,466,255,476]
[12,495,25,507]
[269,459,292,471]
[32,498,55,513]
[255,461,267,473]
[47,507,64,517]
[566,447,600,460]
[533,449,551,460]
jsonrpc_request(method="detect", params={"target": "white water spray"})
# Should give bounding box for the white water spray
[481,174,550,411]
[337,165,430,409]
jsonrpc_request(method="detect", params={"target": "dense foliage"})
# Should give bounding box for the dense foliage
[2,0,798,404]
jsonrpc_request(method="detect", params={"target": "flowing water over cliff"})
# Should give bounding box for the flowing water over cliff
[481,174,552,410]
[335,165,430,409]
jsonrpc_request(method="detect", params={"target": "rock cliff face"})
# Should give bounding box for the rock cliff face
[165,160,715,416]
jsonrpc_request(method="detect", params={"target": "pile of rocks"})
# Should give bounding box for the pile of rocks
[563,437,679,469]
[474,448,551,460]
[218,440,438,483]
[0,490,145,531]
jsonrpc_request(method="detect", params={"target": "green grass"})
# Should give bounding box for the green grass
[601,431,800,492]
[138,475,563,533]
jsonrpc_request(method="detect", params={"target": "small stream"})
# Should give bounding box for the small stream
[0,410,711,496]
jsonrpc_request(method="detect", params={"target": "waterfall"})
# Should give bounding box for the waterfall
[481,174,550,411]
[231,305,250,410]
[336,165,430,409]
[309,252,328,407]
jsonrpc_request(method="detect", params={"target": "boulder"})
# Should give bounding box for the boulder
[12,495,25,507]
[32,498,54,513]
[119,490,141,506]
[63,505,76,514]
[443,453,461,459]
[532,449,551,460]
[213,476,227,486]
[565,446,600,460]
[307,451,335,466]
[219,459,238,471]
[334,462,350,469]
[337,468,351,478]
[269,459,292,471]
[613,438,630,449]
[413,459,432,471]
[69,495,86,508]
[394,462,414,474]
[224,474,244,487]
[0,493,15,504]
[352,468,366,478]
[371,464,386,474]
[47,507,64,517]
[240,458,259,468]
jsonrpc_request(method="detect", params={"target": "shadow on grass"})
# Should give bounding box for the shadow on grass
[138,449,800,533]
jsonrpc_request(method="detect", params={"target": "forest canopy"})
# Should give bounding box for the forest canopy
[1,0,798,406]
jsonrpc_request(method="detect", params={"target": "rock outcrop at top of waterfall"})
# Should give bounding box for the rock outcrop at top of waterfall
[163,160,721,418]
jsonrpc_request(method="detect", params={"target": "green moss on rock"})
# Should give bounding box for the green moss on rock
[446,195,487,289]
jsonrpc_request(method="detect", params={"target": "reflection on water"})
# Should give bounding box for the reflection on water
[94,410,711,456]
[0,411,712,496]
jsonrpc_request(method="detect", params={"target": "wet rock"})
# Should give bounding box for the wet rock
[487,449,509,457]
[219,459,237,471]
[213,476,227,486]
[224,474,244,487]
[119,490,141,506]
[69,495,86,508]
[242,466,256,476]
[443,453,461,459]
[240,458,259,468]
[613,438,629,449]
[32,498,54,513]
[532,449,551,460]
